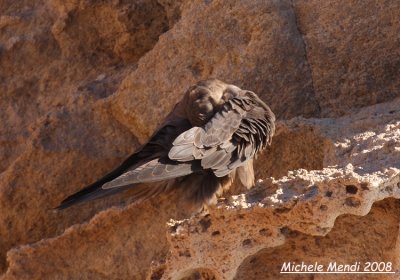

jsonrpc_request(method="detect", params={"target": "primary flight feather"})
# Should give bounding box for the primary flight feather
[57,79,275,209]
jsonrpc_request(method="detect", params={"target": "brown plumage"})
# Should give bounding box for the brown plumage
[57,79,275,209]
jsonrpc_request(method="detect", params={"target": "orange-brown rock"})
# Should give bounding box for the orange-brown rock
[1,0,399,279]
[293,0,400,117]
[107,0,322,143]
[156,98,400,279]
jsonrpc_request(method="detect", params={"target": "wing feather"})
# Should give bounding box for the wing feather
[168,144,196,161]
[102,159,201,189]
[169,92,275,178]
[56,118,192,209]
[201,149,229,169]
[57,83,275,210]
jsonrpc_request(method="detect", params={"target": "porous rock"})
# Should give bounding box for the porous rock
[157,97,400,279]
[1,0,399,279]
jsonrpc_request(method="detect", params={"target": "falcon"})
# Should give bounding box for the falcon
[57,79,275,209]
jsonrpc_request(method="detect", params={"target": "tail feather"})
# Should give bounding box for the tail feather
[56,152,146,210]
[180,171,232,204]
[56,154,201,209]
[55,185,128,210]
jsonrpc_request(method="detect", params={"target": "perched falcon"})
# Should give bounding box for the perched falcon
[57,79,275,209]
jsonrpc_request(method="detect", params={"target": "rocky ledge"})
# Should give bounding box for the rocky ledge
[1,0,399,279]
[159,98,400,279]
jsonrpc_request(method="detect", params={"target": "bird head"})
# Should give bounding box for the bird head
[184,79,242,126]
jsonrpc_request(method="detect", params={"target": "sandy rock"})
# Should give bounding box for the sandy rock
[1,0,399,279]
[157,98,400,279]
[2,198,192,280]
[293,0,400,117]
[234,198,400,280]
[0,0,182,274]
[107,0,320,143]
[3,97,400,279]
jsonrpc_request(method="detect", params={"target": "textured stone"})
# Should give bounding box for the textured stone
[0,0,181,274]
[234,198,400,280]
[3,97,400,279]
[2,198,192,280]
[107,0,319,143]
[155,97,400,279]
[1,0,400,279]
[293,0,400,117]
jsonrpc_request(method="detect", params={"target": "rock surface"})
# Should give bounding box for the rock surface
[0,0,399,279]
[293,0,400,117]
[155,97,400,279]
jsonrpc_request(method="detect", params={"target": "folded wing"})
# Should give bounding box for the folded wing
[57,91,275,209]
[56,118,192,209]
[169,91,275,178]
